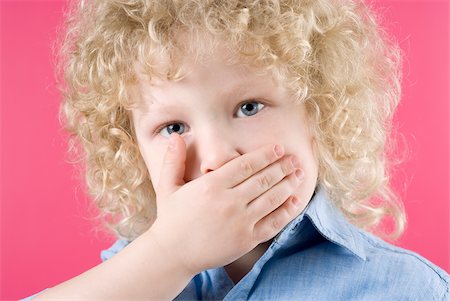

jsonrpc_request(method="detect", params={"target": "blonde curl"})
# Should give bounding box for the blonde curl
[56,0,405,240]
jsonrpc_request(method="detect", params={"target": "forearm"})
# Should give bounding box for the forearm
[34,230,194,300]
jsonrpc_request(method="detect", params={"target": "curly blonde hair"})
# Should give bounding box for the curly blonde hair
[56,0,405,240]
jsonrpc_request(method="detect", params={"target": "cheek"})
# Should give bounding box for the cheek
[236,119,287,149]
[269,112,318,182]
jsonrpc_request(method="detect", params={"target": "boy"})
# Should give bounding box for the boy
[28,0,449,299]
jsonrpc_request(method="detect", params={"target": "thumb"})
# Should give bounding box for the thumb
[156,133,187,196]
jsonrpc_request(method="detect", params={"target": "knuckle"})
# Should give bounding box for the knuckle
[284,201,297,216]
[267,193,279,208]
[200,182,215,197]
[218,201,235,217]
[257,175,271,189]
[266,148,277,163]
[271,216,281,230]
[280,159,293,175]
[240,160,254,178]
[233,194,246,205]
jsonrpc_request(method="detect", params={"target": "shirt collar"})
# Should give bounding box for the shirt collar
[274,186,367,260]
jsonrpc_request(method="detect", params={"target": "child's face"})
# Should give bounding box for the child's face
[131,41,319,207]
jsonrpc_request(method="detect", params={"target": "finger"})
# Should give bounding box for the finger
[234,155,301,204]
[212,144,285,188]
[252,193,305,243]
[247,171,304,221]
[155,133,187,196]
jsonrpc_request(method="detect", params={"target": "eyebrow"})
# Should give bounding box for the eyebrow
[140,73,277,112]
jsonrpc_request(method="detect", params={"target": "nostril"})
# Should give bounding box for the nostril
[198,145,241,175]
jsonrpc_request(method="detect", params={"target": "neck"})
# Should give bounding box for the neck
[224,239,273,284]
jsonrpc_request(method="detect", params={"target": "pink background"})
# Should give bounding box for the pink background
[1,0,449,300]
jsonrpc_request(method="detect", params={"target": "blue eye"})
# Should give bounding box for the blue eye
[236,101,265,117]
[159,122,186,137]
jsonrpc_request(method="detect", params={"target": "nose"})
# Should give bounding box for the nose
[191,130,241,176]
[199,137,241,175]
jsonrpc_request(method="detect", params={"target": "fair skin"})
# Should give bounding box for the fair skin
[35,38,318,300]
[132,41,319,282]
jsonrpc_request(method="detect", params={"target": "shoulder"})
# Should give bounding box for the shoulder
[354,228,449,300]
[303,188,449,299]
[358,229,446,276]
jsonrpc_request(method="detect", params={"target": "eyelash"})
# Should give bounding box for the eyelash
[154,100,266,136]
[154,120,186,137]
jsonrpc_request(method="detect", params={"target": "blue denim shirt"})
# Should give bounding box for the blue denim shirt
[101,187,449,300]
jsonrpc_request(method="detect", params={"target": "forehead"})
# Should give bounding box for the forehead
[132,33,283,108]
[133,62,281,113]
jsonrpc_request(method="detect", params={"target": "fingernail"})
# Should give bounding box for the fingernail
[274,145,284,157]
[291,196,301,207]
[295,169,304,180]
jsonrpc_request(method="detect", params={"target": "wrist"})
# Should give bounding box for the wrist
[145,222,199,277]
